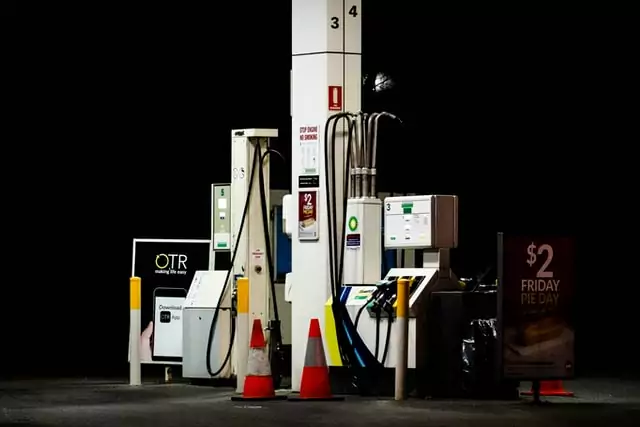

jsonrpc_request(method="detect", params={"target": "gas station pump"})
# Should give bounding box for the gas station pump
[328,195,460,392]
[183,130,286,386]
[182,1,462,396]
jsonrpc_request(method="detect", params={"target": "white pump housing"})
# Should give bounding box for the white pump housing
[384,195,458,250]
[282,194,293,239]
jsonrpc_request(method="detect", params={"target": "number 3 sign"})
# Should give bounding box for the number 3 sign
[330,5,358,29]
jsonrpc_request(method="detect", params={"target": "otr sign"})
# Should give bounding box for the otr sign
[155,253,187,274]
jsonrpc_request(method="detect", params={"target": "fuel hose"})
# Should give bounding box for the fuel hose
[205,142,261,377]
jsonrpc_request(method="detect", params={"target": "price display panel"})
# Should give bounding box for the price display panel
[497,234,575,380]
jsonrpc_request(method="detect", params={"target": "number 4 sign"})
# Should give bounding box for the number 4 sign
[329,5,358,30]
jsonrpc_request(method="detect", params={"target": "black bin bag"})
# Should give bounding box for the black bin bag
[462,318,519,399]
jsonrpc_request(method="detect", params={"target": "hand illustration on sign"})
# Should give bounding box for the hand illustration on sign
[140,321,153,362]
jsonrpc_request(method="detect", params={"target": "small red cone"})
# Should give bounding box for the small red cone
[521,380,574,397]
[288,318,344,401]
[231,319,286,401]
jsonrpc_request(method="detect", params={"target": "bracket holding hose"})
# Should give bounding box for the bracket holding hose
[230,286,238,318]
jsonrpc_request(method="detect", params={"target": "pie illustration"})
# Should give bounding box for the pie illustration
[519,316,566,346]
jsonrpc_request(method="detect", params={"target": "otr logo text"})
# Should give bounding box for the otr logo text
[155,254,187,270]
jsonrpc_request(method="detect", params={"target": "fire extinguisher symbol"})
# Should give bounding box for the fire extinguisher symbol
[328,86,342,111]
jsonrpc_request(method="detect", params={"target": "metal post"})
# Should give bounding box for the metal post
[129,277,141,386]
[235,277,249,393]
[532,380,541,405]
[395,278,409,400]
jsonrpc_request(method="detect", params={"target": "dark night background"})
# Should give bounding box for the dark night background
[0,1,15,16]
[3,4,636,379]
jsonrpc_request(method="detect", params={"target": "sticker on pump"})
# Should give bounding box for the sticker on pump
[354,289,374,300]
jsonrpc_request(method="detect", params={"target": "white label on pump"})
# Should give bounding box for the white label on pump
[252,249,264,266]
[299,125,319,175]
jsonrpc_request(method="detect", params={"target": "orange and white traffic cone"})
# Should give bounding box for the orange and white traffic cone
[522,380,574,397]
[288,318,344,401]
[231,319,286,401]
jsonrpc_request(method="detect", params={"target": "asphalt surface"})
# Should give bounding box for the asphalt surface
[1,378,639,426]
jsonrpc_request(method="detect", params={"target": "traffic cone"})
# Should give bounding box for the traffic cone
[231,319,286,401]
[521,380,574,397]
[288,318,344,401]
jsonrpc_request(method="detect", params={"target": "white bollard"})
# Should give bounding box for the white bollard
[395,278,409,400]
[130,277,142,386]
[235,277,249,393]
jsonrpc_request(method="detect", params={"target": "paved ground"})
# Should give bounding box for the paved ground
[1,378,639,426]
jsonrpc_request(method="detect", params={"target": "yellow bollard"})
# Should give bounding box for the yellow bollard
[395,278,409,400]
[130,277,142,386]
[235,277,250,392]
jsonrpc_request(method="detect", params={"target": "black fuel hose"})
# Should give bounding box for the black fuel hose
[326,113,384,396]
[257,146,286,386]
[213,310,236,375]
[205,142,261,377]
[334,114,355,292]
[374,310,381,359]
[354,292,376,330]
[257,147,286,324]
[324,112,406,393]
[325,113,364,372]
[324,113,353,300]
[324,112,353,300]
[381,313,392,365]
[353,293,383,361]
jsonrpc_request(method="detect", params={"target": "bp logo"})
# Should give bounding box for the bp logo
[348,216,358,231]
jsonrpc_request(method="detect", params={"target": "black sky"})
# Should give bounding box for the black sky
[4,5,637,378]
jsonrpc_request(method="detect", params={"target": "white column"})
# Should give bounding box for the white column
[246,133,272,332]
[209,184,216,270]
[231,131,251,280]
[291,0,362,392]
[231,129,277,371]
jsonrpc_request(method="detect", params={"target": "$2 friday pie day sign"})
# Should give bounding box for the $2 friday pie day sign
[522,242,560,305]
[498,234,575,380]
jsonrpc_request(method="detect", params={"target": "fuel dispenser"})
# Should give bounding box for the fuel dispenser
[323,194,460,394]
